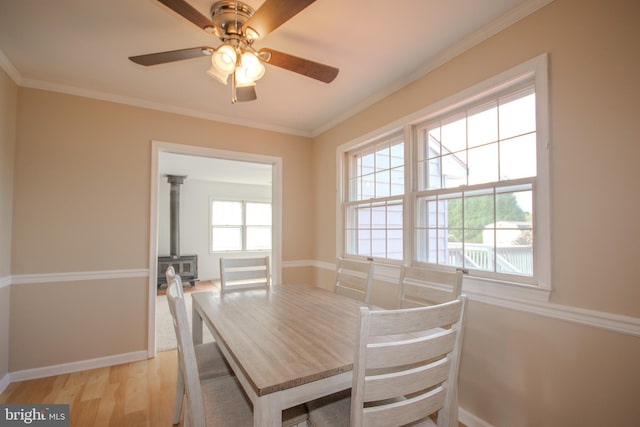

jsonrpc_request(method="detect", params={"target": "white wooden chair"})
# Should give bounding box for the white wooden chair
[398,265,463,308]
[219,256,270,294]
[166,277,307,427]
[165,265,177,284]
[306,296,467,427]
[334,257,375,304]
[167,274,232,424]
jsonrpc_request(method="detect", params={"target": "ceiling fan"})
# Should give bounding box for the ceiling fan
[129,0,339,103]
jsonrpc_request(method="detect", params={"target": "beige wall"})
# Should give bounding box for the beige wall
[313,0,640,425]
[9,88,313,370]
[0,64,17,383]
[3,0,640,424]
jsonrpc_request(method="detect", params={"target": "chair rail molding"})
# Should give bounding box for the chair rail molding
[10,268,150,285]
[0,275,10,289]
[296,260,640,338]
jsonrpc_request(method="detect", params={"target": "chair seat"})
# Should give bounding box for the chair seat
[195,341,232,379]
[203,375,308,427]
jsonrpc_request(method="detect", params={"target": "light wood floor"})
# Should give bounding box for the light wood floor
[1,309,466,427]
[0,350,182,427]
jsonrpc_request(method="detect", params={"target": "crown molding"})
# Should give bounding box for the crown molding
[0,50,21,85]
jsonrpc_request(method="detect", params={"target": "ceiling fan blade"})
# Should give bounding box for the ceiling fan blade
[157,0,215,31]
[259,48,338,83]
[129,47,214,66]
[243,0,315,39]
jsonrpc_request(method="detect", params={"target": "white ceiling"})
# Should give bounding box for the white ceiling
[159,152,272,185]
[0,0,540,136]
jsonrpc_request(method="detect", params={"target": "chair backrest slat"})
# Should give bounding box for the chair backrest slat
[334,258,375,304]
[365,329,456,370]
[364,357,450,402]
[219,256,270,294]
[398,266,463,308]
[350,296,467,427]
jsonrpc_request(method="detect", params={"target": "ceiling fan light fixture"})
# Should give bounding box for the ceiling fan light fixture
[212,44,237,73]
[206,64,229,85]
[239,51,265,82]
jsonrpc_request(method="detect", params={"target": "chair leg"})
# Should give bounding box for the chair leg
[173,367,185,425]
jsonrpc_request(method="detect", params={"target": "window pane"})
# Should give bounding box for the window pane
[427,127,441,159]
[390,142,404,168]
[372,205,386,227]
[468,143,498,185]
[375,170,390,198]
[211,227,242,251]
[426,157,441,190]
[499,89,536,139]
[371,229,386,258]
[500,133,537,180]
[247,226,271,250]
[445,231,462,268]
[387,229,403,260]
[464,193,494,243]
[441,114,467,154]
[442,153,467,188]
[212,201,242,225]
[362,152,375,175]
[362,174,375,199]
[375,146,390,171]
[390,167,404,196]
[387,203,403,228]
[468,101,498,148]
[246,202,271,226]
[358,229,371,256]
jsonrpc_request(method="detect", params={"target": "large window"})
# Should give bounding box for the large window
[415,85,536,280]
[211,200,271,252]
[344,134,405,260]
[340,55,550,291]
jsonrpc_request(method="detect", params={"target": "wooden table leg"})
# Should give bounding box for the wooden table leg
[192,306,203,345]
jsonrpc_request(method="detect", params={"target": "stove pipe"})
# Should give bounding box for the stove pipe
[167,175,186,258]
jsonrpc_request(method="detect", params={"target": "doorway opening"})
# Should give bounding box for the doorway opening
[148,141,282,356]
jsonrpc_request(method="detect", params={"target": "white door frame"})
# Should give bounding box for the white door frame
[147,140,283,357]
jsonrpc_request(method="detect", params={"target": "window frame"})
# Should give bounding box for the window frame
[336,54,551,302]
[210,199,272,253]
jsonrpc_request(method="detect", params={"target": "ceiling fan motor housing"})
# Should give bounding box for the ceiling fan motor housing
[210,1,255,39]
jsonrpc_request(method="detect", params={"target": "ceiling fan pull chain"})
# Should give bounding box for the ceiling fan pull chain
[231,72,238,104]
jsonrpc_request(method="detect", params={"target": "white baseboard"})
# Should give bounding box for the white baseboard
[459,407,494,427]
[0,372,9,394]
[9,350,148,383]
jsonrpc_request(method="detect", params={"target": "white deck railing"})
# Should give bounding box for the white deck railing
[447,243,532,275]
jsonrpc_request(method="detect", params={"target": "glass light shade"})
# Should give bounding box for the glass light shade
[207,64,229,85]
[239,52,265,83]
[213,44,237,73]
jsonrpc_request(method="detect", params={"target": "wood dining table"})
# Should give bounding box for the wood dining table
[191,283,369,427]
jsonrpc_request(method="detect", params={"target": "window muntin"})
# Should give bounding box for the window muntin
[345,135,404,261]
[211,200,271,252]
[414,85,536,280]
